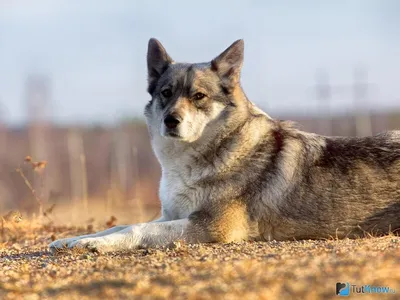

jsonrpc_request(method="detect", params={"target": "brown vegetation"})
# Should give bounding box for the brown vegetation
[0,219,399,299]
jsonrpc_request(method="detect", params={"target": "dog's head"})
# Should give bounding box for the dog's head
[144,38,245,143]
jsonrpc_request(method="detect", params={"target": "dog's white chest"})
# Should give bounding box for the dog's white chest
[159,170,204,220]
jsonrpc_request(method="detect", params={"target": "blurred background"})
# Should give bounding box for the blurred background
[0,1,399,223]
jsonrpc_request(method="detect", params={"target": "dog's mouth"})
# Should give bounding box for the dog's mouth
[164,130,182,139]
[167,132,180,137]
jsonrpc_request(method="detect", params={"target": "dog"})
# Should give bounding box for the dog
[49,38,400,253]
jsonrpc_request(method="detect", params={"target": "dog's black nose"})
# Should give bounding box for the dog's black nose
[164,113,182,129]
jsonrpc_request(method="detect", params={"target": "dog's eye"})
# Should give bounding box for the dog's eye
[161,89,172,98]
[193,93,206,101]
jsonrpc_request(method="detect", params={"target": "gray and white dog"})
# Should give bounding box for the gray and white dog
[50,39,400,252]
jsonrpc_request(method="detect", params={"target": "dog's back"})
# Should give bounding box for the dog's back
[261,128,400,240]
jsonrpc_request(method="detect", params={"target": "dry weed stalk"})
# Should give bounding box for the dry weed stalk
[16,156,54,221]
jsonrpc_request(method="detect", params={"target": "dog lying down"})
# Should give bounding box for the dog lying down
[50,38,400,253]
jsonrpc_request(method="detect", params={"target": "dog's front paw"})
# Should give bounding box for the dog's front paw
[69,237,108,253]
[49,236,89,253]
[49,238,74,252]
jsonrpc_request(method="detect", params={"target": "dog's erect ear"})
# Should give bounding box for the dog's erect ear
[147,38,173,94]
[211,39,244,83]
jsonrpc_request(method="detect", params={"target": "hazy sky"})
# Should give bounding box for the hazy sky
[0,0,399,125]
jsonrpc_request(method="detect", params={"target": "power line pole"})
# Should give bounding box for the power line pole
[315,68,332,135]
[0,100,7,159]
[26,74,52,214]
[311,67,374,136]
[352,67,372,137]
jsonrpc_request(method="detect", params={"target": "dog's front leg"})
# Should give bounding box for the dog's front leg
[67,218,211,252]
[49,225,131,250]
[49,216,168,251]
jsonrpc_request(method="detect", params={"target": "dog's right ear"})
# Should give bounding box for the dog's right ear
[211,39,244,84]
[147,38,173,94]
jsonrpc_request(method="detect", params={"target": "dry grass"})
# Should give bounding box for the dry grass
[0,220,399,300]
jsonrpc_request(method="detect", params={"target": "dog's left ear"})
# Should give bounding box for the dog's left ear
[147,38,173,94]
[211,39,244,83]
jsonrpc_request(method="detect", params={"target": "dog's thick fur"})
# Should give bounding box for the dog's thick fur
[50,39,400,253]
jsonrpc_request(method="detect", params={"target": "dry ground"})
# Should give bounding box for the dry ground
[0,221,399,300]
